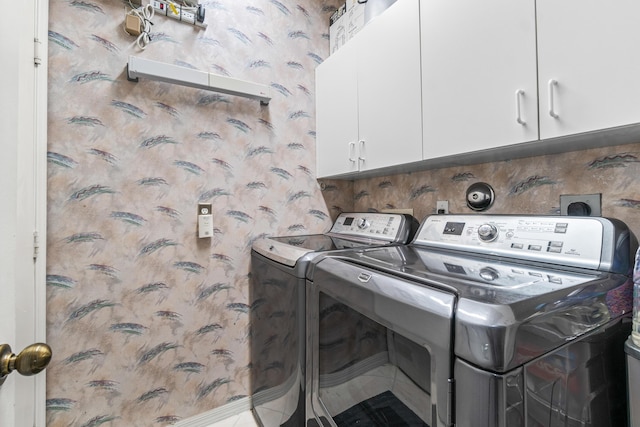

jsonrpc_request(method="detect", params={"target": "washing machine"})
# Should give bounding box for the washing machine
[250,212,418,426]
[306,214,637,427]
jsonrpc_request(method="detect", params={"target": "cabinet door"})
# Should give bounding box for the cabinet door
[421,0,538,159]
[538,0,640,139]
[316,40,359,178]
[356,0,423,171]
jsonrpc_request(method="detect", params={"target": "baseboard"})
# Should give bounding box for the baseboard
[172,396,253,427]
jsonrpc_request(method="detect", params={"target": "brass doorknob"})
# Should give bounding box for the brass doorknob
[0,343,52,385]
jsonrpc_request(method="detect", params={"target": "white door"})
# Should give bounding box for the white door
[316,39,359,178]
[315,0,423,178]
[537,0,640,139]
[0,0,49,425]
[421,0,538,159]
[357,0,422,171]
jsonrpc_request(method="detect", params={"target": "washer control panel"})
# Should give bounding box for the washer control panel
[415,215,615,270]
[329,213,410,242]
[417,250,596,292]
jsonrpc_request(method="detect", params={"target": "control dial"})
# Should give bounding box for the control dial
[477,223,499,242]
[357,218,370,229]
[479,267,500,281]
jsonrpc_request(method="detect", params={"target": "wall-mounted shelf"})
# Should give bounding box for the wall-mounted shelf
[126,56,272,105]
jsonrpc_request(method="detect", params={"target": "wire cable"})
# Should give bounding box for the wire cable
[126,4,154,49]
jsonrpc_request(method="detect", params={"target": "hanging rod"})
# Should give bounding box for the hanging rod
[126,56,271,105]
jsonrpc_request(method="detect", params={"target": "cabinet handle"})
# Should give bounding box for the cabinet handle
[548,79,559,119]
[515,89,526,125]
[348,142,356,163]
[358,140,365,164]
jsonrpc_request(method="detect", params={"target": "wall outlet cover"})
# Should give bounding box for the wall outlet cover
[559,194,602,216]
[436,200,449,214]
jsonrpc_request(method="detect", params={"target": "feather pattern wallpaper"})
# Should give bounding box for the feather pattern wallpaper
[348,142,640,236]
[46,0,640,426]
[46,0,344,425]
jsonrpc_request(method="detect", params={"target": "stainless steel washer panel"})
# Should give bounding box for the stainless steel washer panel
[311,256,455,345]
[315,245,632,372]
[308,256,456,427]
[250,212,417,427]
[252,212,418,267]
[414,215,637,274]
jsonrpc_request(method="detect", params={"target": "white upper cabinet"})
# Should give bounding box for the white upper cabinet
[421,0,538,159]
[316,0,640,179]
[316,40,359,178]
[537,0,640,139]
[316,0,422,178]
[355,0,423,172]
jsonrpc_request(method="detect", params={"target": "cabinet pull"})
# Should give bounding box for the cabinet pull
[515,89,526,125]
[548,79,559,119]
[358,140,365,164]
[348,142,356,163]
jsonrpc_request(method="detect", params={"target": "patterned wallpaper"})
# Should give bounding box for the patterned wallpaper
[322,141,640,238]
[46,0,340,425]
[45,0,640,426]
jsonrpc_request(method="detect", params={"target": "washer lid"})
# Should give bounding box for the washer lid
[312,244,628,372]
[252,212,418,267]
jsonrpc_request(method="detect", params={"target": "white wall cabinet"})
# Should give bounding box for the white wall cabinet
[316,0,422,178]
[316,0,640,179]
[537,0,640,140]
[316,41,359,177]
[421,0,539,159]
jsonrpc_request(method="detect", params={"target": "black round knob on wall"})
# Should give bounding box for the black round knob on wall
[466,182,495,211]
[567,201,592,216]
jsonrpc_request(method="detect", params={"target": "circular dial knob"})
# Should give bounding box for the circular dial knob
[357,218,369,229]
[477,223,499,242]
[479,267,500,281]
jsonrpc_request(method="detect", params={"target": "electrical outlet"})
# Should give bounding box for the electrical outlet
[436,201,449,214]
[151,0,203,26]
[198,203,212,215]
[559,193,601,216]
[181,10,195,23]
[198,203,213,238]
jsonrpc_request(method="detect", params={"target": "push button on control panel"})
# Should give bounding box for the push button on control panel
[547,241,564,253]
[554,223,568,233]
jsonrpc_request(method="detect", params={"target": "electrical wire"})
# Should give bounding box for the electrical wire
[125,4,155,49]
[173,0,199,8]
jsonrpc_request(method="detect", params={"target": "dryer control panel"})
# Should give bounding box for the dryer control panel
[328,212,413,243]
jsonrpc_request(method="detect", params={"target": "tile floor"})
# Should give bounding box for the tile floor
[206,363,429,427]
[319,363,429,422]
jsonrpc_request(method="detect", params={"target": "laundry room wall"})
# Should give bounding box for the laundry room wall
[326,141,640,237]
[45,0,344,425]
